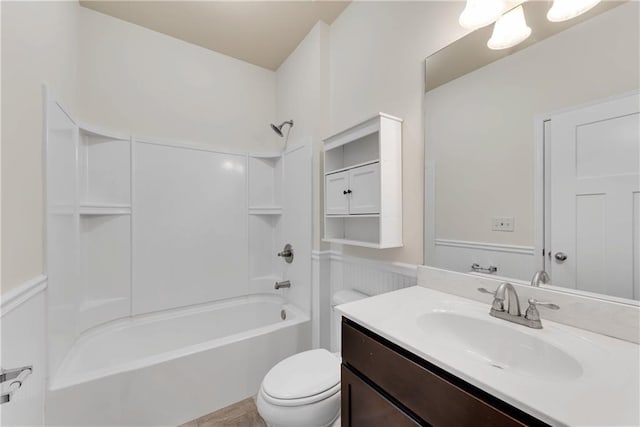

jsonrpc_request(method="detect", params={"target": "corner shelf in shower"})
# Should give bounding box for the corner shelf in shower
[77,124,132,331]
[79,204,131,215]
[248,152,284,293]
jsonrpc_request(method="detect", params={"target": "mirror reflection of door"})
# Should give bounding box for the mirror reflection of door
[544,93,640,300]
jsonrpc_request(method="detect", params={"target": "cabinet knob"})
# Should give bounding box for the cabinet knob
[343,189,352,195]
[343,190,348,195]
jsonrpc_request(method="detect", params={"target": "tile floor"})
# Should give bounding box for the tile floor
[180,397,266,427]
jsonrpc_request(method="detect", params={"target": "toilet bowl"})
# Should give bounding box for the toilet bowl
[257,290,368,427]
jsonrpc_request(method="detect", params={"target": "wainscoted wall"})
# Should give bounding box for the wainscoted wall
[0,276,47,426]
[431,239,535,282]
[312,251,417,349]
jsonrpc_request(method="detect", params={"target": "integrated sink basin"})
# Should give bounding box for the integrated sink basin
[417,311,583,380]
[336,285,640,426]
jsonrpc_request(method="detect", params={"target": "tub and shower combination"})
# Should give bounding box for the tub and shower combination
[44,98,313,425]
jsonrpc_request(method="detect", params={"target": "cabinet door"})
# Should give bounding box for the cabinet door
[348,163,380,214]
[325,171,349,215]
[342,365,418,427]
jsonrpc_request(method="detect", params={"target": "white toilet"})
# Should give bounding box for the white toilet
[257,289,368,427]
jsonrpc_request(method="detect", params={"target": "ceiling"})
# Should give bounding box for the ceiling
[79,1,350,70]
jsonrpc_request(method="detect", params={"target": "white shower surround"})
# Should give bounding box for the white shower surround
[44,94,313,425]
[46,295,310,426]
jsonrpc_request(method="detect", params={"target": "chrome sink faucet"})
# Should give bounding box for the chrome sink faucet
[478,283,559,329]
[531,270,550,287]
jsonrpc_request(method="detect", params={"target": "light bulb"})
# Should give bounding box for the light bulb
[547,0,601,22]
[459,0,506,30]
[487,5,532,50]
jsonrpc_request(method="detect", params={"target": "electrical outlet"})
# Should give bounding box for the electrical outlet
[492,217,514,232]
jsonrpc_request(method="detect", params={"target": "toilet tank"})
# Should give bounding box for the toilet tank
[331,289,368,353]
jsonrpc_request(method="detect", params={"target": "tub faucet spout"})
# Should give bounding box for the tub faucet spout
[275,280,291,290]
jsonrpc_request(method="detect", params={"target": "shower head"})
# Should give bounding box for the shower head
[270,120,294,137]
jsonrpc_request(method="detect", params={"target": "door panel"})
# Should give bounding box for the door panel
[326,171,349,215]
[548,94,639,299]
[348,163,380,214]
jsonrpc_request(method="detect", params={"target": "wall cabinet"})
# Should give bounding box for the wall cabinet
[323,113,402,248]
[325,163,380,215]
[341,319,548,427]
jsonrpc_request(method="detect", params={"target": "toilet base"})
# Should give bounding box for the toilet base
[256,389,340,427]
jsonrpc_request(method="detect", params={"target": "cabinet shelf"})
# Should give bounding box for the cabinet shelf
[325,159,380,176]
[326,214,380,218]
[249,206,283,215]
[321,238,385,249]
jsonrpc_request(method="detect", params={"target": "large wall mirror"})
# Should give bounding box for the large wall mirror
[424,1,639,304]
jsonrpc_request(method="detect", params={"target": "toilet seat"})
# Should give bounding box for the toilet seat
[261,382,341,407]
[261,349,340,407]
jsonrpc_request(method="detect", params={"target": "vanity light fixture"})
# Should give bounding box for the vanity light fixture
[460,0,603,51]
[459,0,505,30]
[546,0,601,22]
[487,5,531,50]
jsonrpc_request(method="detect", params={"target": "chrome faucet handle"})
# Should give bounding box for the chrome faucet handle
[525,298,559,322]
[477,288,505,312]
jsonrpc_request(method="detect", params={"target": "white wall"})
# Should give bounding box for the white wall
[275,22,330,250]
[77,6,278,153]
[327,1,468,265]
[1,0,79,293]
[426,2,640,247]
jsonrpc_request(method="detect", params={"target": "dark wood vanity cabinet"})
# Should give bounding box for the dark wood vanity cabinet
[341,318,548,427]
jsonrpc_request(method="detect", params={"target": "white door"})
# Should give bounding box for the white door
[547,93,639,299]
[348,163,380,214]
[325,171,349,215]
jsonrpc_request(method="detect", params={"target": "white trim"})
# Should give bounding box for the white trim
[133,138,247,157]
[315,250,418,277]
[1,275,48,316]
[77,121,130,141]
[311,250,332,261]
[311,250,417,277]
[434,239,535,256]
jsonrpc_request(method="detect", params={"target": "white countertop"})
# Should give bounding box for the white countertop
[336,286,640,426]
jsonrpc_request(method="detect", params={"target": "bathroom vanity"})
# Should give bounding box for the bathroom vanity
[337,286,640,427]
[341,318,544,426]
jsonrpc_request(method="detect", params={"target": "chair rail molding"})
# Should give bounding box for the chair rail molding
[434,239,535,255]
[1,275,48,316]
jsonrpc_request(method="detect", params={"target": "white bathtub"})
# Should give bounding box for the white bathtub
[45,294,311,426]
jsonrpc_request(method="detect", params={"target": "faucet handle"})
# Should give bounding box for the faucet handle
[525,298,559,322]
[477,288,505,312]
[527,298,559,310]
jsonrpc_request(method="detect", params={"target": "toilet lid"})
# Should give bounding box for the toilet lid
[262,349,340,400]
